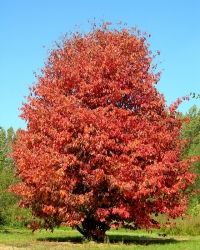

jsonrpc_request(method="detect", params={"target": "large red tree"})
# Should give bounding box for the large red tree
[11,23,197,240]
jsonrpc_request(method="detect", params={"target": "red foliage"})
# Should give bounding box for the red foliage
[10,23,197,240]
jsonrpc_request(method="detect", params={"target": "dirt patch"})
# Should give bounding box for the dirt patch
[0,242,83,250]
[0,244,28,250]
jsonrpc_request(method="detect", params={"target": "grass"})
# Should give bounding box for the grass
[0,227,200,250]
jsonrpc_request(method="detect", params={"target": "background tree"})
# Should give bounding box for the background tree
[10,23,198,240]
[0,127,18,225]
[181,105,200,209]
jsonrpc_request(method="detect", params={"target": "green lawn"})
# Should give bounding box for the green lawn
[0,227,200,250]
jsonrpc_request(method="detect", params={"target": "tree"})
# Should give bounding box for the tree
[181,105,200,206]
[0,127,18,225]
[0,127,16,169]
[0,127,7,171]
[10,23,198,240]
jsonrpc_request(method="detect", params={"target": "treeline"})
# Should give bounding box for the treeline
[0,126,18,225]
[181,105,200,214]
[0,127,31,227]
[0,105,200,227]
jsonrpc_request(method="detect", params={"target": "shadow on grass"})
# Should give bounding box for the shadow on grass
[37,234,185,245]
[0,228,30,234]
[0,228,190,246]
[37,236,82,243]
[109,234,178,245]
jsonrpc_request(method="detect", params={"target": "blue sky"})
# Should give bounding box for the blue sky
[1,0,200,131]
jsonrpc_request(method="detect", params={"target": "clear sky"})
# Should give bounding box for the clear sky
[1,0,200,131]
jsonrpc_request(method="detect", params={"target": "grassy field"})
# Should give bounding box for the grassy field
[0,227,200,250]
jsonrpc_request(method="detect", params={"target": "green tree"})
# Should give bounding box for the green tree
[0,127,7,170]
[0,126,16,169]
[0,127,18,225]
[181,105,200,210]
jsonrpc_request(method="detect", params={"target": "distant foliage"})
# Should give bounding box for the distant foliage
[10,22,199,240]
[0,127,18,225]
[181,105,200,207]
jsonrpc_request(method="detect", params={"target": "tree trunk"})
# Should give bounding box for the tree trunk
[76,215,110,241]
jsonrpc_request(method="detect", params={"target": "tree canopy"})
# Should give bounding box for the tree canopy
[10,23,199,240]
